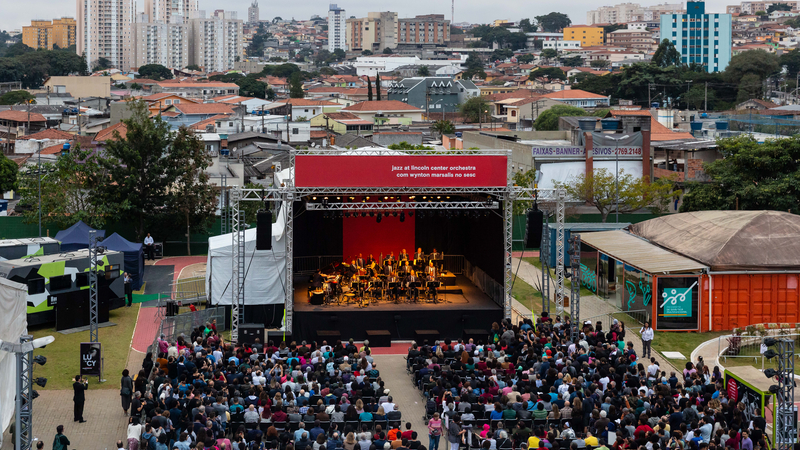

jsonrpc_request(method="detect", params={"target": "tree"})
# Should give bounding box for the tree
[17,144,113,229]
[95,100,215,240]
[0,90,34,105]
[535,12,571,32]
[129,82,142,90]
[432,119,455,136]
[289,72,304,98]
[572,72,616,97]
[560,55,584,67]
[725,49,779,84]
[92,57,112,71]
[450,26,464,35]
[0,153,17,193]
[362,50,373,56]
[755,10,767,16]
[602,23,626,37]
[590,59,610,69]
[462,53,486,79]
[137,64,173,80]
[367,76,373,101]
[780,49,800,77]
[540,48,558,64]
[417,65,431,76]
[681,135,800,213]
[375,73,381,101]
[768,2,792,12]
[519,18,536,33]
[683,84,715,110]
[387,142,433,150]
[652,39,682,68]
[332,49,346,61]
[459,96,489,123]
[529,67,566,81]
[557,168,680,223]
[518,54,535,64]
[383,47,393,54]
[491,48,514,61]
[236,75,270,99]
[186,64,201,71]
[533,104,586,131]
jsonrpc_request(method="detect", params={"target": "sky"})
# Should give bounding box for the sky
[1,0,733,35]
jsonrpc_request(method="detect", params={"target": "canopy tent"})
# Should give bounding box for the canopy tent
[0,278,28,448]
[102,233,144,290]
[628,210,800,271]
[54,221,106,252]
[206,206,287,306]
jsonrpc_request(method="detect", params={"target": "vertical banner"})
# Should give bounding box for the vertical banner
[80,342,102,377]
[656,276,700,330]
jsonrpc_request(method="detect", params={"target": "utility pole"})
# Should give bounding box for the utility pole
[648,82,651,108]
[77,98,82,136]
[704,82,708,111]
[261,105,265,132]
[239,102,244,132]
[26,101,30,135]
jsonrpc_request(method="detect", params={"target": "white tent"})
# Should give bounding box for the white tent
[0,278,28,448]
[206,205,288,306]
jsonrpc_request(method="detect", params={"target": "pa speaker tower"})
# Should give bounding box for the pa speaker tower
[524,208,544,249]
[256,210,272,250]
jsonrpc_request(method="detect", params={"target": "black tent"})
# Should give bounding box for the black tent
[101,233,144,290]
[54,221,106,252]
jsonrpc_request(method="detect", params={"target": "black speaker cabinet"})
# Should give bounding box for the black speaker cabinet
[239,323,265,345]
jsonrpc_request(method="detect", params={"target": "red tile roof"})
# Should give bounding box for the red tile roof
[342,100,423,112]
[158,81,239,88]
[17,129,74,140]
[190,114,231,130]
[40,143,67,155]
[173,103,235,115]
[543,89,609,100]
[95,122,127,142]
[310,130,330,139]
[325,112,362,121]
[0,110,46,122]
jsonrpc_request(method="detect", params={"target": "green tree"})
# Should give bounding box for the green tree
[529,67,566,81]
[431,119,455,136]
[367,76,373,101]
[683,84,714,110]
[450,26,464,35]
[535,12,571,32]
[725,49,780,84]
[681,135,800,213]
[755,10,767,16]
[17,144,113,229]
[0,153,17,193]
[319,67,337,76]
[362,50,373,56]
[376,73,381,101]
[512,169,539,215]
[518,54,535,64]
[572,72,616,97]
[332,49,346,61]
[387,142,433,150]
[459,96,489,123]
[736,73,765,102]
[92,56,112,71]
[129,82,142,90]
[462,53,487,79]
[590,59,610,69]
[137,64,173,80]
[780,49,800,77]
[491,48,514,61]
[0,90,34,105]
[768,2,792,12]
[519,18,536,33]
[417,65,431,76]
[560,55,584,67]
[652,39,682,68]
[540,48,558,64]
[95,100,215,240]
[556,168,681,223]
[236,75,270,99]
[383,47,393,54]
[533,104,586,131]
[186,64,202,71]
[289,72,304,98]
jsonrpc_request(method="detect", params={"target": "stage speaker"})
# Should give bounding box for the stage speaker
[256,210,272,250]
[524,208,544,249]
[239,323,265,345]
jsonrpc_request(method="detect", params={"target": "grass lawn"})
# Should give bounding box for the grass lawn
[522,257,595,299]
[28,303,140,390]
[511,275,569,317]
[649,329,727,364]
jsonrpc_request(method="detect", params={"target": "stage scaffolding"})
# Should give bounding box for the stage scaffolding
[224,149,561,341]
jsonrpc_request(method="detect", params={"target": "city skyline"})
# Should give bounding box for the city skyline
[1,0,737,32]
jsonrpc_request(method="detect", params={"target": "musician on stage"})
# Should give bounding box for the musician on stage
[415,248,425,261]
[387,271,401,303]
[348,260,358,276]
[369,273,383,299]
[398,260,412,277]
[367,254,376,265]
[311,269,325,289]
[399,249,409,261]
[425,261,437,278]
[356,254,365,268]
[405,271,420,302]
[387,251,396,263]
[430,248,442,260]
[382,263,392,277]
[426,270,439,302]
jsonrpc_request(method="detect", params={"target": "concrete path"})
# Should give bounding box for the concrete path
[372,353,428,436]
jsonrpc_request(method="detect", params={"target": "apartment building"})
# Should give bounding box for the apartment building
[587,2,684,24]
[563,26,604,47]
[661,1,732,72]
[346,11,399,52]
[398,14,450,45]
[131,19,190,69]
[143,0,198,25]
[328,4,347,51]
[25,18,77,50]
[607,29,657,50]
[189,11,243,73]
[725,1,797,13]
[248,1,259,24]
[77,0,135,70]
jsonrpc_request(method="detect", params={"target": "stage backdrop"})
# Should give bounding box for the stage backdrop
[343,215,415,263]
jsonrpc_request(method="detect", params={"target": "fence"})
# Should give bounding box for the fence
[582,308,651,332]
[293,255,344,275]
[170,276,207,304]
[717,328,800,370]
[464,259,505,309]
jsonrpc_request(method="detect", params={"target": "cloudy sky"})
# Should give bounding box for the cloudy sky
[1,0,732,34]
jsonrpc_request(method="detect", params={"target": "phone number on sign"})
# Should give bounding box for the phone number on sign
[593,147,642,156]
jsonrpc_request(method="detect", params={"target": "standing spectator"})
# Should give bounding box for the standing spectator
[640,321,654,359]
[124,272,134,306]
[428,412,443,450]
[53,425,71,450]
[72,375,87,423]
[447,414,465,450]
[121,369,133,415]
[126,417,142,450]
[144,233,155,260]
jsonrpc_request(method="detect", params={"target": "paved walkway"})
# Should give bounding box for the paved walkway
[372,353,428,435]
[511,258,678,373]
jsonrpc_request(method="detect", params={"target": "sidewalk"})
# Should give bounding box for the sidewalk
[512,258,678,373]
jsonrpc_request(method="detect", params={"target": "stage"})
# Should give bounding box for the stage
[292,274,503,342]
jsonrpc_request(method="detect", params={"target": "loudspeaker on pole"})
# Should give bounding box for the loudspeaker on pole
[256,210,272,250]
[524,208,544,249]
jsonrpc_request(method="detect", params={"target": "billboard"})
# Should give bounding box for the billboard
[294,155,508,188]
[80,342,102,377]
[656,276,700,330]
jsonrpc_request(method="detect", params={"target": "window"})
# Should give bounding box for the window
[292,128,299,135]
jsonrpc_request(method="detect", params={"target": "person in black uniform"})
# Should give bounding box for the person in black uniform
[311,270,324,289]
[356,254,365,268]
[405,271,420,302]
[399,249,409,261]
[399,260,412,277]
[387,271,400,303]
[73,375,87,423]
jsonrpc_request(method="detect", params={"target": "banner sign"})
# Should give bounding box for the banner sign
[656,276,700,330]
[80,342,102,377]
[294,155,508,188]
[591,147,643,157]
[532,147,585,157]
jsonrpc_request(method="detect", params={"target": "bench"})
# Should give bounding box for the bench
[316,330,341,340]
[415,329,439,343]
[463,328,486,341]
[367,330,392,347]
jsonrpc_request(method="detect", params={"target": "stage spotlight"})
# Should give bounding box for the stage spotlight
[400,212,405,222]
[32,390,39,400]
[35,377,47,388]
[33,355,47,365]
[361,212,366,217]
[769,385,781,394]
[765,368,779,378]
[377,215,382,223]
[345,211,350,218]
[418,211,424,218]
[393,211,398,217]
[408,211,414,217]
[370,211,375,217]
[322,197,329,207]
[384,212,389,217]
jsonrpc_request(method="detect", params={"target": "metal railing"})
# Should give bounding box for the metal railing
[293,255,343,274]
[717,330,800,370]
[581,308,651,332]
[464,259,504,309]
[170,276,207,304]
[158,306,228,345]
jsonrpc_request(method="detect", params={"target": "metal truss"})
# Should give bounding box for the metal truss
[88,230,100,343]
[569,234,581,341]
[305,201,500,210]
[295,186,510,197]
[230,187,243,343]
[220,175,228,236]
[283,187,295,332]
[293,149,511,156]
[541,216,551,315]
[775,339,796,450]
[555,189,566,316]
[503,195,513,320]
[15,335,33,450]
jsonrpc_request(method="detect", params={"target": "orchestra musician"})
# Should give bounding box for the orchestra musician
[398,260,412,277]
[387,271,401,303]
[414,248,425,261]
[426,269,439,302]
[387,252,396,263]
[424,261,437,278]
[369,273,383,299]
[405,271,420,302]
[430,248,442,260]
[382,263,392,277]
[399,249,409,261]
[311,269,325,289]
[367,254,376,265]
[356,254,365,268]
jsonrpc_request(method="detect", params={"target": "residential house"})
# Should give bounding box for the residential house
[269,99,344,120]
[387,77,479,114]
[160,102,237,128]
[341,100,424,125]
[212,95,273,111]
[153,81,240,99]
[14,129,76,154]
[309,111,374,134]
[542,89,611,107]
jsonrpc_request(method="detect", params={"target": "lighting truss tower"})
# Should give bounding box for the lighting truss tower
[230,187,245,342]
[15,335,33,450]
[775,339,796,450]
[220,174,228,236]
[554,188,566,315]
[568,233,581,341]
[540,214,551,315]
[88,230,99,343]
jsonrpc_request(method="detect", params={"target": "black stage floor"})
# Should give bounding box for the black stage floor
[292,274,502,342]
